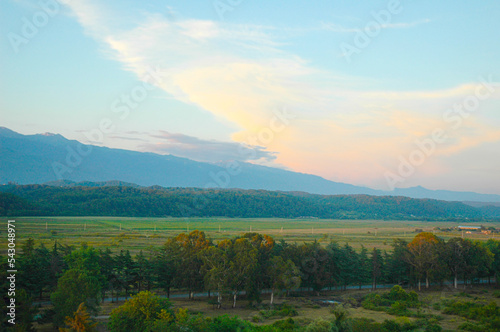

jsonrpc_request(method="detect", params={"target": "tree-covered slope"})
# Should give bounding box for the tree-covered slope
[1,184,498,220]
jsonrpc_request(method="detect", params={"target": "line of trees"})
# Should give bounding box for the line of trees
[2,184,499,220]
[1,231,499,330]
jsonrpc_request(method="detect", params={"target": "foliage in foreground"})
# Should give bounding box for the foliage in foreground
[362,286,422,315]
[442,299,500,332]
[59,303,98,332]
[106,291,448,332]
[360,286,444,331]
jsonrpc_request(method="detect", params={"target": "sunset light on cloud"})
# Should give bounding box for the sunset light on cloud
[2,0,500,194]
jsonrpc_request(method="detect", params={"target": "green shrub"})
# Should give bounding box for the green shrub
[443,299,500,332]
[424,324,442,332]
[381,319,403,332]
[432,303,441,311]
[350,318,382,332]
[388,301,412,316]
[458,322,488,332]
[361,286,423,317]
[278,304,298,317]
[271,318,297,331]
[257,304,298,321]
[304,318,334,332]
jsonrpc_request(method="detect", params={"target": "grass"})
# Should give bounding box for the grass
[12,216,498,330]
[1,216,499,255]
[32,286,499,331]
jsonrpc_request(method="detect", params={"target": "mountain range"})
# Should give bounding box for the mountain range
[1,127,500,203]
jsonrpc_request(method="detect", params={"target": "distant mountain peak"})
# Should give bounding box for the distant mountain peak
[0,127,23,138]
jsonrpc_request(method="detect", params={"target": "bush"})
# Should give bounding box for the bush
[343,296,360,308]
[278,304,298,317]
[424,324,442,332]
[108,292,172,332]
[442,299,500,332]
[351,318,382,332]
[205,315,255,331]
[272,318,297,331]
[304,318,335,332]
[361,286,423,317]
[432,303,441,311]
[256,304,298,322]
[458,322,488,332]
[381,319,403,332]
[388,301,409,316]
[387,286,417,302]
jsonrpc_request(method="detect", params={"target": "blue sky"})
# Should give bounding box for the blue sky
[1,0,500,194]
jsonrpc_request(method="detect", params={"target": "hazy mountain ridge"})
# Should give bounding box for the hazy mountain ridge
[1,127,500,203]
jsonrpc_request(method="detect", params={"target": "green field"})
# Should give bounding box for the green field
[1,217,499,254]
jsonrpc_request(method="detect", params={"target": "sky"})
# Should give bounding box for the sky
[1,0,500,194]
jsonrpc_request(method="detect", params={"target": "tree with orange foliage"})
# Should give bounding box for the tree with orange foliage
[166,230,211,299]
[239,233,275,302]
[405,232,442,291]
[59,302,97,332]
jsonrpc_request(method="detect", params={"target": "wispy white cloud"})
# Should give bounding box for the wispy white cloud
[59,0,500,191]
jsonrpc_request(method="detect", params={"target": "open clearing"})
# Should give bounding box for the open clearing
[1,216,499,254]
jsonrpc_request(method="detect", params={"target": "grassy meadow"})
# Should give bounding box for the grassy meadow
[1,216,499,254]
[3,216,500,331]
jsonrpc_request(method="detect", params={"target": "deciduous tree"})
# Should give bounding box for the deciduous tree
[51,269,101,328]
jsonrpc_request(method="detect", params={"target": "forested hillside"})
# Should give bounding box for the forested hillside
[1,184,499,220]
